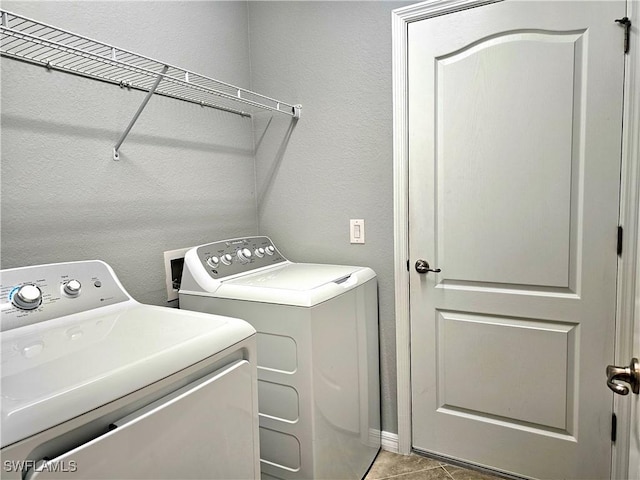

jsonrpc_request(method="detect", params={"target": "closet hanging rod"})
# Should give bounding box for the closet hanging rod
[2,50,252,118]
[0,10,300,118]
[0,10,301,118]
[3,50,251,118]
[1,25,290,117]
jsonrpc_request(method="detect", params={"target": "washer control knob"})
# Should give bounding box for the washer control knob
[255,247,265,258]
[63,279,82,296]
[237,248,252,264]
[206,256,220,268]
[12,284,42,310]
[265,246,275,256]
[221,254,233,266]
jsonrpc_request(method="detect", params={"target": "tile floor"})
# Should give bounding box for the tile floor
[365,450,503,480]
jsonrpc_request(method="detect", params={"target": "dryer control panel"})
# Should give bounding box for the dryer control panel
[1,261,130,331]
[194,236,287,279]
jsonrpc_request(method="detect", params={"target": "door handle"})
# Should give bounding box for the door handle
[415,259,441,274]
[606,358,639,395]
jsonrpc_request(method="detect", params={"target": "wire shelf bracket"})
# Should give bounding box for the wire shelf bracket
[0,9,302,161]
[112,65,168,161]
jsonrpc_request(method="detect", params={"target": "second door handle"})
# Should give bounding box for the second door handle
[415,259,441,274]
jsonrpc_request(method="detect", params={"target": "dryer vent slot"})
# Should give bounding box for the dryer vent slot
[171,257,184,290]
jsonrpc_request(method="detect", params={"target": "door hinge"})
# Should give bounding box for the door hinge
[615,17,631,54]
[617,226,623,256]
[611,413,617,442]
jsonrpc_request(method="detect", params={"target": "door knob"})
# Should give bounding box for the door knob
[415,259,441,274]
[606,358,639,395]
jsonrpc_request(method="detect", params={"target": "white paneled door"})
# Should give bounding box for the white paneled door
[408,1,626,478]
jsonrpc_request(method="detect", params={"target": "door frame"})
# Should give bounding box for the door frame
[391,1,640,478]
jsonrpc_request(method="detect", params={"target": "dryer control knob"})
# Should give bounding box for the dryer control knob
[221,254,233,266]
[265,246,275,256]
[63,279,82,296]
[12,284,42,310]
[255,247,265,258]
[237,248,252,264]
[206,256,220,268]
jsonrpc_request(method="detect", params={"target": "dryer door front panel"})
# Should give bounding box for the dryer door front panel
[26,360,258,480]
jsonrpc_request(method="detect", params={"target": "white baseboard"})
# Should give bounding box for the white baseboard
[381,431,400,453]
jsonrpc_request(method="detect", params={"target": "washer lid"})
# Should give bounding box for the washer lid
[226,263,358,290]
[213,263,376,307]
[0,304,255,448]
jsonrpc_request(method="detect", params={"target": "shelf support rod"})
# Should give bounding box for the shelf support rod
[113,64,168,160]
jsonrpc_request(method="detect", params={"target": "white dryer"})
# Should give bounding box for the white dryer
[1,260,259,480]
[179,236,380,480]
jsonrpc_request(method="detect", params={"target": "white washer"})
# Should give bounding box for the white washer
[179,236,381,480]
[1,260,259,480]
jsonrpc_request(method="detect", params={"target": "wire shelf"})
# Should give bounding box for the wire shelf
[0,9,301,158]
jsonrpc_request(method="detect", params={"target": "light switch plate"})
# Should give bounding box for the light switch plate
[350,219,365,244]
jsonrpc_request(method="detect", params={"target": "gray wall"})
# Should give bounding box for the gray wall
[1,0,407,435]
[249,1,410,435]
[1,1,257,305]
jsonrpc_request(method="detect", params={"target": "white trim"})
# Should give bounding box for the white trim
[391,0,501,458]
[381,431,400,454]
[630,202,640,479]
[391,2,411,458]
[392,0,640,475]
[614,2,640,479]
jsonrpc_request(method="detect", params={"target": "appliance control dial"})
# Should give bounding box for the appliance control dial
[63,279,82,296]
[221,254,233,265]
[237,248,252,264]
[206,256,220,268]
[265,246,275,256]
[12,284,42,310]
[255,247,265,258]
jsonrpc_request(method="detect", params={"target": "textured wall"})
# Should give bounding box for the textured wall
[1,1,257,305]
[1,0,408,436]
[249,1,411,435]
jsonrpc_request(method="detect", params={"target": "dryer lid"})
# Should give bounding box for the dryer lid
[0,304,255,448]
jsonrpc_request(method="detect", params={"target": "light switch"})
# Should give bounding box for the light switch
[350,219,365,244]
